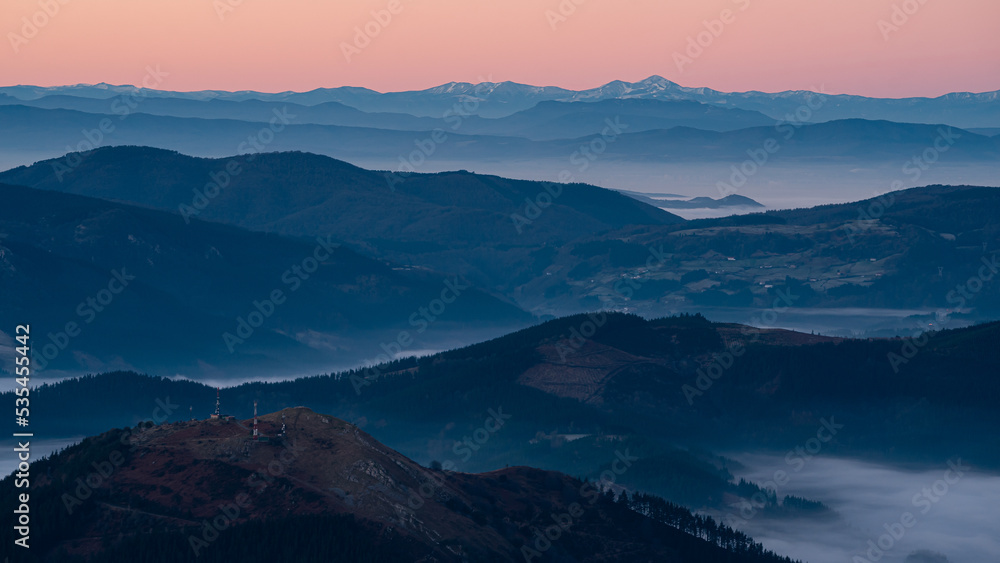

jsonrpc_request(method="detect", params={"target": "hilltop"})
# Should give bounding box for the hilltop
[0,146,681,295]
[0,407,797,562]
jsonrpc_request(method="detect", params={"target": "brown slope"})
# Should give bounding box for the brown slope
[517,320,843,406]
[27,407,766,562]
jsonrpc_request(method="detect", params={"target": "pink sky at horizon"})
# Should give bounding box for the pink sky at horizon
[2,0,998,98]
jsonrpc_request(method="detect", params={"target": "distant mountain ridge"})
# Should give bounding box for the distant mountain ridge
[4,76,999,126]
[0,94,779,139]
[1,105,996,175]
[656,194,765,209]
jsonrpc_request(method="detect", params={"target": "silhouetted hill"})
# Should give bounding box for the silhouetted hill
[0,182,531,378]
[519,185,1000,317]
[653,195,765,209]
[0,146,682,293]
[457,99,776,139]
[563,119,1000,162]
[0,407,798,562]
[767,184,1000,231]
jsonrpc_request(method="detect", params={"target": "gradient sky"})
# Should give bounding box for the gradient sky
[2,0,998,97]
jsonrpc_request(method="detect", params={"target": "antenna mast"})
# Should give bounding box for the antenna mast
[253,400,259,440]
[214,387,221,417]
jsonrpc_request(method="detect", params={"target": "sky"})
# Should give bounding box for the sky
[2,0,998,97]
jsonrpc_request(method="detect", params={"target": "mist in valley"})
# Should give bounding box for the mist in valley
[720,454,1000,563]
[355,158,1000,214]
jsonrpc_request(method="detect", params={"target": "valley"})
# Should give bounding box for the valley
[2,25,998,559]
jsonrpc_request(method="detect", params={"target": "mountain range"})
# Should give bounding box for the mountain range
[0,147,680,311]
[2,74,998,562]
[1,103,997,168]
[4,76,1000,126]
[3,148,997,331]
[0,95,777,139]
[3,79,997,206]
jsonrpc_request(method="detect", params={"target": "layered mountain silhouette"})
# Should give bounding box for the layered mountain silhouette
[2,104,997,169]
[0,181,532,378]
[0,147,681,297]
[6,148,995,320]
[4,76,999,126]
[1,74,997,563]
[0,95,775,138]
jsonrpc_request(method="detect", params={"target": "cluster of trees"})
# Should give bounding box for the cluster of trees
[622,492,799,562]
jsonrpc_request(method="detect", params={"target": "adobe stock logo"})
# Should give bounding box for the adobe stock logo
[545,0,587,30]
[340,0,408,63]
[672,0,752,73]
[510,117,627,234]
[222,236,339,353]
[877,0,930,41]
[7,0,71,54]
[851,459,969,563]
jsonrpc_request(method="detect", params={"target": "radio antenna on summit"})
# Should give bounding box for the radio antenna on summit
[253,400,259,440]
[214,388,221,417]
